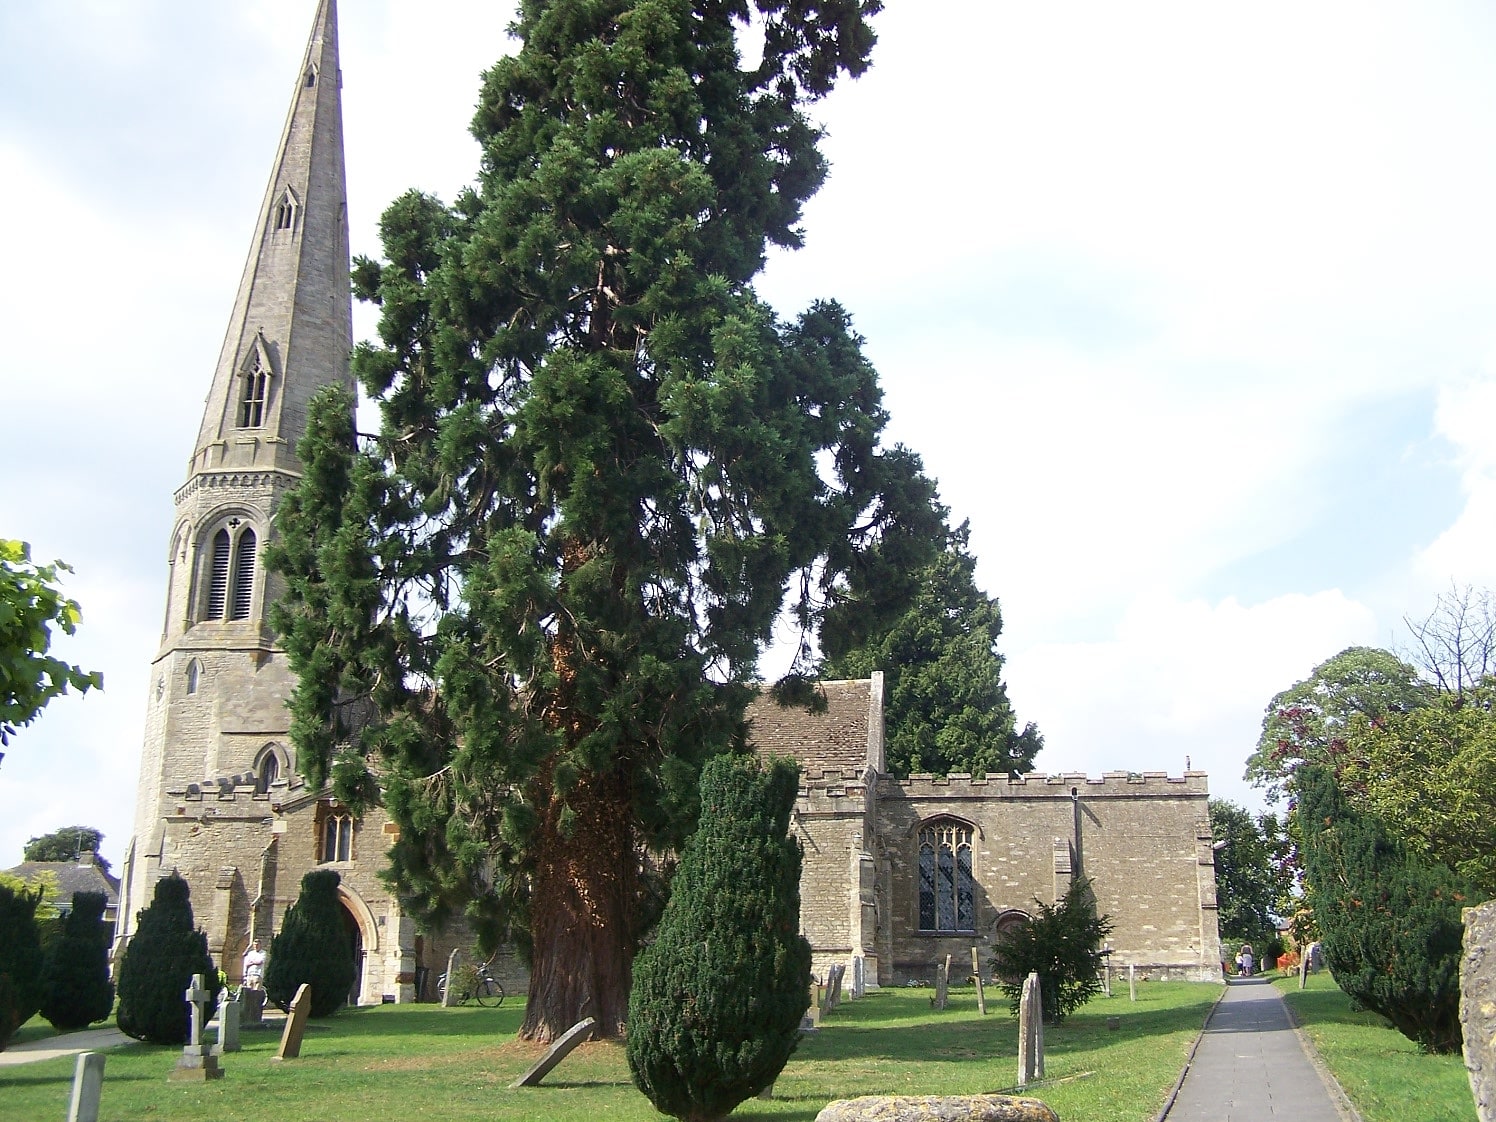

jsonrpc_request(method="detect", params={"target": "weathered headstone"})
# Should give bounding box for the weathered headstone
[972,947,987,1015]
[272,983,312,1061]
[214,992,242,1055]
[1462,901,1496,1122]
[240,986,266,1027]
[824,963,846,1014]
[1299,947,1310,990]
[851,955,865,999]
[510,1017,596,1087]
[815,1094,1059,1122]
[169,974,223,1081]
[441,947,463,1008]
[933,960,949,1011]
[1128,963,1137,1003]
[1101,959,1112,998]
[1017,972,1044,1086]
[66,1052,106,1122]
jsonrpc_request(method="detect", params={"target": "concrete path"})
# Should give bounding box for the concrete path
[1162,977,1357,1121]
[0,1026,133,1068]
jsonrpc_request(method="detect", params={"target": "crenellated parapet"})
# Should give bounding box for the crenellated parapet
[887,770,1210,799]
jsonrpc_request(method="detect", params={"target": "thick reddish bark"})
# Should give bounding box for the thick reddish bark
[520,768,638,1043]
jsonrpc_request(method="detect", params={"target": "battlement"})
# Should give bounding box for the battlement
[167,773,303,805]
[886,770,1210,798]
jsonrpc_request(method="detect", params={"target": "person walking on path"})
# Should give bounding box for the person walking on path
[1163,976,1358,1121]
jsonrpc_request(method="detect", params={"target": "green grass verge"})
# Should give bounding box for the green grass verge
[1274,972,1476,1122]
[0,983,1219,1122]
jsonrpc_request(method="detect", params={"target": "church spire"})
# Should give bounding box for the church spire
[191,0,352,476]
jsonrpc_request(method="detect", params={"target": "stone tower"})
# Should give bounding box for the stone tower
[119,0,355,957]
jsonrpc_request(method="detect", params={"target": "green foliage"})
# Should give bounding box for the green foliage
[0,539,102,759]
[40,891,114,1031]
[115,875,221,1044]
[24,825,108,872]
[0,868,58,920]
[1340,683,1496,899]
[265,869,355,1018]
[823,519,1039,777]
[268,0,906,1040]
[627,755,811,1122]
[1245,646,1428,803]
[1209,798,1292,948]
[991,877,1114,1023]
[0,879,45,1050]
[1296,765,1468,1054]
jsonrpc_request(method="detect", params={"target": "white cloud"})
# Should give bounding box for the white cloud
[1414,378,1496,590]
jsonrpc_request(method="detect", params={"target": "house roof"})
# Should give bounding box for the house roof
[745,678,878,774]
[6,854,120,911]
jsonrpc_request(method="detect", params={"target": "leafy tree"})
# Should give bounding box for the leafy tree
[115,874,221,1044]
[0,879,45,1050]
[1209,799,1291,949]
[268,0,901,1043]
[990,877,1114,1023]
[23,826,109,876]
[0,540,102,764]
[1245,646,1428,802]
[1296,765,1468,1054]
[822,519,1040,777]
[1339,684,1496,899]
[627,755,811,1122]
[39,891,114,1031]
[0,868,58,920]
[264,869,355,1017]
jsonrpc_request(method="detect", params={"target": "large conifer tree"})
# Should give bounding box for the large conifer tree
[40,891,114,1031]
[265,869,355,1017]
[268,0,907,1042]
[0,880,45,1050]
[115,875,220,1045]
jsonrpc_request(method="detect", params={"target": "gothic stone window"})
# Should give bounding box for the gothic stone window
[320,807,354,863]
[204,521,257,621]
[918,818,975,933]
[239,355,270,427]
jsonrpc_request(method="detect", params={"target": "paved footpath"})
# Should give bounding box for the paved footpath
[0,1026,132,1068]
[1163,977,1357,1121]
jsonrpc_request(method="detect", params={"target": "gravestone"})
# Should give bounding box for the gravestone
[1017,972,1044,1086]
[851,955,865,999]
[441,947,462,1008]
[932,960,949,1011]
[815,1094,1060,1122]
[824,963,846,1014]
[510,1017,596,1087]
[240,986,266,1027]
[1299,948,1309,990]
[272,983,312,1061]
[1462,901,1496,1122]
[169,974,223,1081]
[1101,960,1112,998]
[802,980,822,1032]
[972,947,987,1015]
[66,1051,106,1122]
[214,992,242,1055]
[1128,963,1137,1003]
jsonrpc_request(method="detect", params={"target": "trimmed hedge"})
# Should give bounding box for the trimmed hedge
[40,891,115,1031]
[116,875,221,1044]
[0,881,45,1050]
[265,868,355,1017]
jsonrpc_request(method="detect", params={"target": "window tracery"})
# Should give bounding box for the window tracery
[918,819,975,933]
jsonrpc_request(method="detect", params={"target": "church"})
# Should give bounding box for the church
[119,0,1223,1003]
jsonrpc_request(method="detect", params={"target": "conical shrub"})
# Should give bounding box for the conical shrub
[627,755,812,1122]
[40,891,115,1031]
[265,869,354,1017]
[0,880,46,1050]
[115,875,220,1044]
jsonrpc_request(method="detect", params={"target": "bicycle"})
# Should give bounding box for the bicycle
[437,958,505,1006]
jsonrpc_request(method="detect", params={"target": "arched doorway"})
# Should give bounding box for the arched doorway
[340,903,365,1006]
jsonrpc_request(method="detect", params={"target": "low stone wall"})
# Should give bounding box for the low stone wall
[1464,901,1496,1122]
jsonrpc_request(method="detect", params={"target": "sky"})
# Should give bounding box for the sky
[4,1,1496,872]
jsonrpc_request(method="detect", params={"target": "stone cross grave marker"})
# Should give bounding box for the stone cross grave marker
[1128,963,1137,1003]
[272,983,313,1061]
[1102,954,1112,998]
[932,958,949,1011]
[169,974,223,1081]
[971,947,987,1015]
[511,1017,596,1087]
[441,947,463,1007]
[66,1051,106,1122]
[1017,971,1045,1086]
[214,992,242,1055]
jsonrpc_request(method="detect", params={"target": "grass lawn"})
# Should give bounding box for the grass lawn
[1,983,1218,1122]
[1275,972,1476,1122]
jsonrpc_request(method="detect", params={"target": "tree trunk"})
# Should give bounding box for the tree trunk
[520,768,638,1043]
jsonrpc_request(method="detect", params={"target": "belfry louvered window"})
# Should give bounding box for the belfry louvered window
[231,529,256,619]
[918,819,975,933]
[203,521,256,621]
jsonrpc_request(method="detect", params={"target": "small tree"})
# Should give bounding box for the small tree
[24,826,109,875]
[115,875,220,1044]
[0,879,46,1050]
[265,869,354,1017]
[627,755,812,1122]
[1297,765,1468,1053]
[39,892,114,1031]
[991,877,1114,1023]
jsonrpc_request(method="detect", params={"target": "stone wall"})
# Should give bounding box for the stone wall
[1464,900,1496,1122]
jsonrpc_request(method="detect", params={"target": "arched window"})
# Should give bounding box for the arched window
[202,520,256,622]
[321,811,353,863]
[918,819,975,933]
[185,659,201,695]
[240,358,269,426]
[255,747,282,793]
